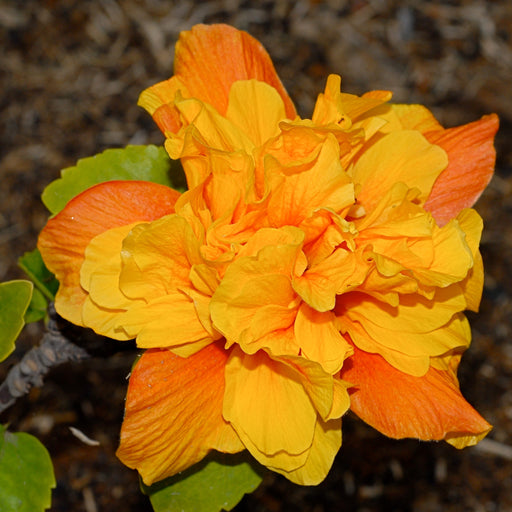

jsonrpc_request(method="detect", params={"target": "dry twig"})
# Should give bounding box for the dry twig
[0,304,90,415]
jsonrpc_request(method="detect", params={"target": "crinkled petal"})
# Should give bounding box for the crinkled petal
[117,343,243,486]
[293,248,359,312]
[341,344,492,445]
[268,135,354,228]
[37,181,180,325]
[171,96,255,155]
[210,228,304,350]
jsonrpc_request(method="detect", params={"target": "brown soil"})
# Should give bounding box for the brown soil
[1,1,512,511]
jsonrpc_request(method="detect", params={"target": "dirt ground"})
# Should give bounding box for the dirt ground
[1,1,512,511]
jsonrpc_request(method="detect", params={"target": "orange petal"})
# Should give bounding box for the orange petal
[340,344,491,446]
[37,181,180,325]
[173,24,296,119]
[117,343,243,485]
[424,114,498,225]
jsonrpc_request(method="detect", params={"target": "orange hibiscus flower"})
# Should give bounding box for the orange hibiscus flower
[38,24,498,486]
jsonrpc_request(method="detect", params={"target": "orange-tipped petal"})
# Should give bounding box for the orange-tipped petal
[424,114,499,225]
[141,78,186,134]
[340,344,491,446]
[117,343,243,486]
[37,181,180,325]
[139,24,297,133]
[175,24,296,119]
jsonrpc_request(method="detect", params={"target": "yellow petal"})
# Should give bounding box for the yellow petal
[81,296,132,341]
[339,90,392,121]
[341,310,471,376]
[81,223,138,310]
[210,228,304,350]
[293,248,358,312]
[456,209,484,312]
[294,304,352,374]
[276,353,351,421]
[223,347,317,470]
[337,314,431,376]
[340,287,466,335]
[390,103,443,133]
[79,223,142,340]
[116,293,216,354]
[350,131,448,211]
[410,219,473,287]
[268,135,355,227]
[226,80,286,147]
[276,418,342,485]
[312,74,351,128]
[119,214,202,301]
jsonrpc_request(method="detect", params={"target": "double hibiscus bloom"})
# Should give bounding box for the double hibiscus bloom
[39,24,498,485]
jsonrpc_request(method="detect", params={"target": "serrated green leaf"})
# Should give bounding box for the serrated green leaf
[18,249,58,301]
[143,452,264,512]
[24,288,48,324]
[0,280,33,362]
[41,145,186,215]
[0,425,55,512]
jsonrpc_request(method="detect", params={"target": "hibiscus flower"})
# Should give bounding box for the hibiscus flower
[38,24,498,486]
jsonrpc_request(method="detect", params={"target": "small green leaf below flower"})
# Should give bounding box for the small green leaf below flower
[142,452,264,512]
[0,280,33,362]
[18,249,58,302]
[0,425,56,512]
[41,145,186,215]
[24,288,48,324]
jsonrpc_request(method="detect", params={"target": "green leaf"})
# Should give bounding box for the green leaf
[0,280,33,362]
[18,249,59,301]
[41,144,186,215]
[0,425,55,512]
[24,288,48,324]
[143,452,264,512]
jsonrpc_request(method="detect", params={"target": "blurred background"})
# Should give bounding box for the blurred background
[1,1,512,510]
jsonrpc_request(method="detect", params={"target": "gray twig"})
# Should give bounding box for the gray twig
[0,304,90,415]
